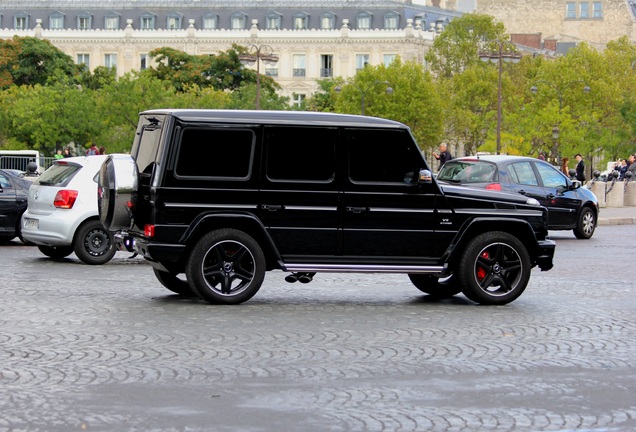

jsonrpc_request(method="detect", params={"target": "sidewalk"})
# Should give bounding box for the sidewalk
[597,206,636,226]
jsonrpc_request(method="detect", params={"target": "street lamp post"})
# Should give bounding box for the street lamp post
[530,80,591,162]
[238,44,279,110]
[334,80,393,115]
[479,40,522,155]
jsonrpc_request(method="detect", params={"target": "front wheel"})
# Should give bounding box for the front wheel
[573,207,596,239]
[185,229,266,305]
[408,274,462,298]
[153,268,197,298]
[38,245,74,260]
[73,220,117,265]
[458,231,531,305]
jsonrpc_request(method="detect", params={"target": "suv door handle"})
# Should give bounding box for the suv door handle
[346,206,369,214]
[261,204,284,211]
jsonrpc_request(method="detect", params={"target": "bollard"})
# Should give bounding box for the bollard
[589,170,606,207]
[625,179,636,207]
[606,170,624,207]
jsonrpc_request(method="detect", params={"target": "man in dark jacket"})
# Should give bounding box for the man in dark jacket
[574,153,586,182]
[432,142,452,170]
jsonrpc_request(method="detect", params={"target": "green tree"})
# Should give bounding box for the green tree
[0,36,79,89]
[426,14,507,78]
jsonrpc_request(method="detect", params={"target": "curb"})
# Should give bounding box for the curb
[597,217,636,226]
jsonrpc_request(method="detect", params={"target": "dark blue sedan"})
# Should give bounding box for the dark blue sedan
[437,155,599,239]
[0,169,33,243]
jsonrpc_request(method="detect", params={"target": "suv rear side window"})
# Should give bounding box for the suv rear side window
[35,163,81,186]
[175,127,255,179]
[265,126,337,182]
[347,128,421,183]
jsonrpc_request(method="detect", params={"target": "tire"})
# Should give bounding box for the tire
[408,274,462,298]
[573,207,596,239]
[153,268,197,297]
[38,245,74,260]
[458,231,531,305]
[186,229,266,305]
[73,220,117,265]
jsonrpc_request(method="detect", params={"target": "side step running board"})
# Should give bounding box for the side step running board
[283,263,445,274]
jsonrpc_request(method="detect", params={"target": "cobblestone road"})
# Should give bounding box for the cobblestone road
[1,226,635,431]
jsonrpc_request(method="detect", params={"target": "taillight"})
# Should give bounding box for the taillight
[144,224,155,238]
[485,183,502,191]
[53,190,79,209]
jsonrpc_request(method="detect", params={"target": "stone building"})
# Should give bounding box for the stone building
[0,0,461,103]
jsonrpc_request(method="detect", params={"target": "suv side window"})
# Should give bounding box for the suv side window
[265,126,337,182]
[175,127,255,179]
[346,128,421,183]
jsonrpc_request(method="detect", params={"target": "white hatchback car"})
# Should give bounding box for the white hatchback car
[21,155,117,265]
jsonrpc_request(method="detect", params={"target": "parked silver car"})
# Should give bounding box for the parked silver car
[21,156,117,264]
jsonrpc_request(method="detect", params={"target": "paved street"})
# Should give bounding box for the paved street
[1,225,635,431]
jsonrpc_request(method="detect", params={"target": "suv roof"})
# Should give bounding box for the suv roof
[141,109,407,129]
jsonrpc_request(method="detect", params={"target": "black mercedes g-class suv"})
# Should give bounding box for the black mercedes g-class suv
[98,109,554,305]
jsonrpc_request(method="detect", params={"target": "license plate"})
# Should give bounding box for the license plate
[24,218,39,229]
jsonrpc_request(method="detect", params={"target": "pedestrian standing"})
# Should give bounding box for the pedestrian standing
[574,153,586,182]
[432,142,453,170]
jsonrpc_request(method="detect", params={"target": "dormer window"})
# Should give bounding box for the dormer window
[266,12,282,29]
[231,12,247,30]
[356,12,372,29]
[49,12,64,29]
[293,12,309,29]
[77,12,92,30]
[104,12,120,30]
[140,12,156,30]
[384,12,399,29]
[320,12,336,29]
[202,12,218,29]
[167,12,183,30]
[14,13,29,30]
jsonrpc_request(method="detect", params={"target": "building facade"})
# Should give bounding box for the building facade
[0,0,461,102]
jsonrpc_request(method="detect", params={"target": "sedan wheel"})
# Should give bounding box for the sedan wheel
[408,274,462,298]
[73,220,117,265]
[153,268,197,298]
[458,231,531,305]
[573,207,596,239]
[38,245,74,260]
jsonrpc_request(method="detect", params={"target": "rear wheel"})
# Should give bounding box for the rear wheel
[73,220,117,265]
[186,229,266,305]
[38,245,74,260]
[573,207,596,239]
[153,268,197,297]
[408,274,462,298]
[458,231,531,305]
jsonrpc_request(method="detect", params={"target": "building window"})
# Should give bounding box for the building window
[320,13,335,29]
[77,54,90,68]
[14,14,29,30]
[293,54,306,77]
[580,2,589,18]
[104,54,117,70]
[140,14,155,30]
[167,12,182,30]
[384,12,399,29]
[265,67,278,77]
[202,13,218,29]
[266,13,281,29]
[566,2,576,18]
[356,54,370,70]
[383,54,397,66]
[357,12,372,29]
[105,13,120,29]
[593,1,603,17]
[320,54,333,77]
[140,54,148,70]
[231,13,247,30]
[292,94,306,108]
[77,13,92,30]
[49,13,64,29]
[293,13,309,29]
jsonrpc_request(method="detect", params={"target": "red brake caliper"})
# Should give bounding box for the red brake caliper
[477,251,489,281]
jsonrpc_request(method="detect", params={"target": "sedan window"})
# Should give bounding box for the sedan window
[535,162,567,188]
[0,173,11,189]
[509,162,539,186]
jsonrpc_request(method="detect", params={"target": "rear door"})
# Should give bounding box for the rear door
[0,172,18,234]
[258,125,340,260]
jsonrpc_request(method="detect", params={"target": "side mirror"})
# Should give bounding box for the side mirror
[418,169,433,185]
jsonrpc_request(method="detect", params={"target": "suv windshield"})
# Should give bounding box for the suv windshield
[35,163,81,186]
[437,160,498,184]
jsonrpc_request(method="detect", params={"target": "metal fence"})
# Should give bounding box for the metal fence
[0,156,56,173]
